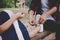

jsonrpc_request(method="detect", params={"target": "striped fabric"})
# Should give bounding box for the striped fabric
[0,10,30,40]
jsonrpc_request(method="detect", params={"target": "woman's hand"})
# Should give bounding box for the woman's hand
[15,8,24,19]
[39,13,47,24]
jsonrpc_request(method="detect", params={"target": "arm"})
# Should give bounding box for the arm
[0,15,17,33]
[42,0,59,18]
[43,7,57,17]
[0,12,24,34]
[39,6,57,24]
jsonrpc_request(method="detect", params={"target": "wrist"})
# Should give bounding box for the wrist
[13,15,18,20]
[43,13,48,17]
[14,12,22,19]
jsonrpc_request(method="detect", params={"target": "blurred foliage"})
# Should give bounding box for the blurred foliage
[6,0,14,8]
[0,0,14,8]
[0,0,32,8]
[28,0,32,7]
[0,0,6,8]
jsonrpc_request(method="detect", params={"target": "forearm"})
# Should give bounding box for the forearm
[44,7,57,17]
[0,15,17,33]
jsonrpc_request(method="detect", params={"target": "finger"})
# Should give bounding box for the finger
[38,18,41,24]
[29,21,35,26]
[41,20,45,24]
[31,21,36,26]
[40,18,44,24]
[41,19,45,23]
[30,23,34,25]
[41,18,46,24]
[21,13,24,15]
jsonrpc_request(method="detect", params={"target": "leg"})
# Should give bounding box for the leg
[44,20,60,32]
[31,31,51,40]
[29,26,40,38]
[44,20,60,40]
[56,31,60,40]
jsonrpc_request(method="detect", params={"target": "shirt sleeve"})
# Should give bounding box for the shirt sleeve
[0,11,10,25]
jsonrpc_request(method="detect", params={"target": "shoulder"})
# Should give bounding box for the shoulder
[0,11,10,25]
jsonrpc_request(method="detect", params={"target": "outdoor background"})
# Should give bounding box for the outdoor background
[0,0,60,40]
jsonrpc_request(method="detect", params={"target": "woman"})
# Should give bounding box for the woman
[29,0,59,40]
[0,9,40,40]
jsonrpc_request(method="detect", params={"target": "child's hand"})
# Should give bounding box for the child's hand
[15,8,25,19]
[38,13,47,24]
[16,12,24,19]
